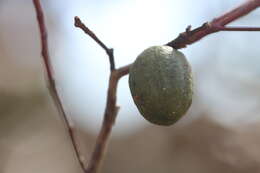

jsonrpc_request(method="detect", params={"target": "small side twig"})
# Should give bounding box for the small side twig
[33,0,260,173]
[32,0,86,172]
[74,16,115,71]
[74,16,130,173]
[74,1,260,173]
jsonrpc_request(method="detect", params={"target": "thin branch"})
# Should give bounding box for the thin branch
[32,0,86,172]
[167,0,260,49]
[74,1,260,173]
[74,16,130,173]
[213,0,260,26]
[216,26,260,31]
[74,16,115,71]
[84,64,130,173]
[33,0,260,173]
[116,64,131,78]
[86,68,129,173]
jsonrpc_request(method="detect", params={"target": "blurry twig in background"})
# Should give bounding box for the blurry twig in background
[32,0,260,172]
[32,0,86,172]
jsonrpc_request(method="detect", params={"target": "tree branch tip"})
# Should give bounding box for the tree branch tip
[74,16,81,27]
[33,0,260,172]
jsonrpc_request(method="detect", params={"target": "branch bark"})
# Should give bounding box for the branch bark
[75,1,260,172]
[85,65,130,173]
[166,0,260,49]
[32,0,86,172]
[74,17,115,71]
[32,0,260,173]
[74,17,130,173]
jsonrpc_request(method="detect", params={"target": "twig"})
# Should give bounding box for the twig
[74,1,260,173]
[32,0,260,173]
[32,0,86,172]
[74,16,130,173]
[85,65,130,173]
[166,0,260,49]
[74,16,115,71]
[215,26,260,31]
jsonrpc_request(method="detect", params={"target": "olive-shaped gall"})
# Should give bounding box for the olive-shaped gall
[129,46,193,126]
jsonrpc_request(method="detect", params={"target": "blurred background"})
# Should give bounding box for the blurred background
[1,0,260,172]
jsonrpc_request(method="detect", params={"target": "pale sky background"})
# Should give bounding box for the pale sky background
[50,0,225,135]
[1,0,260,136]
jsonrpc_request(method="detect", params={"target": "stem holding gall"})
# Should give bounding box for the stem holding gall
[76,1,260,171]
[32,0,260,173]
[166,0,260,49]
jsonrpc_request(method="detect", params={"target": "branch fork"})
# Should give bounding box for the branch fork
[32,0,260,173]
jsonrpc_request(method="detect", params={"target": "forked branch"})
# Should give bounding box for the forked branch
[33,0,260,173]
[75,1,260,172]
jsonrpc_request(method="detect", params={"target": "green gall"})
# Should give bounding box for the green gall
[129,46,193,126]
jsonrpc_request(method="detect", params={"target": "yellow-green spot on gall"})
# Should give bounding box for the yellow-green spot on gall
[129,46,193,126]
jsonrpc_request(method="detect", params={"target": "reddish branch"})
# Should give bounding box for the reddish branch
[84,65,130,173]
[74,17,115,71]
[74,17,130,173]
[32,0,260,173]
[32,0,86,172]
[167,0,260,49]
[75,1,260,172]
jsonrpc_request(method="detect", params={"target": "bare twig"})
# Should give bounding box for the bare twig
[166,0,260,49]
[215,26,260,31]
[32,0,260,173]
[74,16,115,71]
[74,15,130,173]
[85,65,130,173]
[32,0,86,172]
[74,1,260,173]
